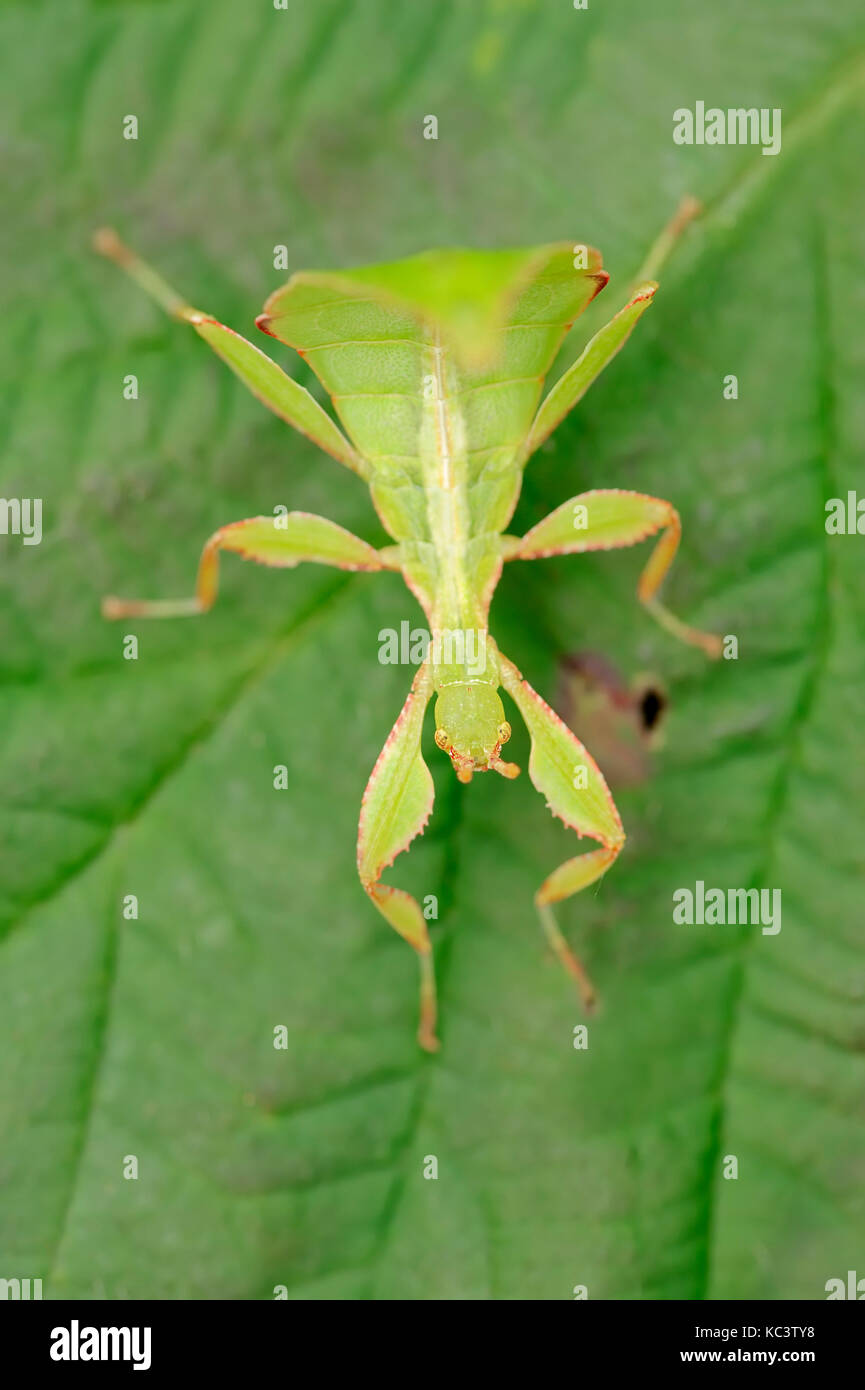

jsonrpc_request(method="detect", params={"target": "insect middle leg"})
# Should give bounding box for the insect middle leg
[103,513,397,619]
[502,488,722,657]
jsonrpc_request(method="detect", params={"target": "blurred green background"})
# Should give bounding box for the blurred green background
[1,0,864,1300]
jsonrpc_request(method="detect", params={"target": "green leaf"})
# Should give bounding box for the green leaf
[1,0,864,1302]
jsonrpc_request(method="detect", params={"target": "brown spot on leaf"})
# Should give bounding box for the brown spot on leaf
[556,651,667,788]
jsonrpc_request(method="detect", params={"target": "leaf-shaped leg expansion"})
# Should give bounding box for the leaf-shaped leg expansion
[103,513,395,619]
[498,652,625,1011]
[522,285,659,460]
[357,662,440,1052]
[503,488,722,657]
[92,228,363,477]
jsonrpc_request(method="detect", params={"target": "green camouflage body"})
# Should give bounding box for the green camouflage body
[259,245,608,709]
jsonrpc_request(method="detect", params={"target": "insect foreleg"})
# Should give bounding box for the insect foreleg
[498,652,625,1012]
[357,663,440,1052]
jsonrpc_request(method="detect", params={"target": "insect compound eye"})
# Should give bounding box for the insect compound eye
[497,721,512,744]
[434,728,449,749]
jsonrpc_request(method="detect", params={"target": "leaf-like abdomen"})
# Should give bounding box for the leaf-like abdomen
[259,244,607,499]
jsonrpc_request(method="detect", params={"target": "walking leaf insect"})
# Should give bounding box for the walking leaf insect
[95,201,719,1052]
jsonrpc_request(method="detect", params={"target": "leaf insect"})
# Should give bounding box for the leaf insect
[95,199,719,1052]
